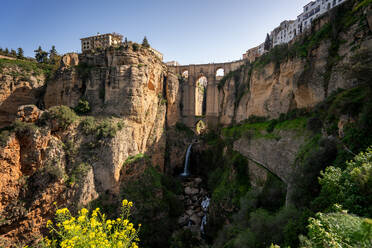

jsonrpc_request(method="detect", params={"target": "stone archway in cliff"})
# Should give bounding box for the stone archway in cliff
[195,119,207,134]
[216,68,224,80]
[182,70,189,79]
[195,76,207,116]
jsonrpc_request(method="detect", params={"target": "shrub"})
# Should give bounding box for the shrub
[80,116,96,135]
[95,120,119,138]
[43,161,67,181]
[123,153,150,167]
[44,200,140,248]
[68,162,92,185]
[175,122,194,137]
[300,207,372,248]
[74,99,91,115]
[314,147,372,217]
[0,130,11,147]
[48,106,78,130]
[75,62,95,81]
[13,120,38,134]
[120,166,183,247]
[132,43,140,52]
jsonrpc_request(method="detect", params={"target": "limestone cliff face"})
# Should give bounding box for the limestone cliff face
[0,66,46,128]
[0,48,182,245]
[218,3,372,125]
[44,48,180,182]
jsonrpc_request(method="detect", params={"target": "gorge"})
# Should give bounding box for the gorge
[0,0,372,247]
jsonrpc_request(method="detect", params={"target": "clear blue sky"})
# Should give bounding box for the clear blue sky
[1,0,309,65]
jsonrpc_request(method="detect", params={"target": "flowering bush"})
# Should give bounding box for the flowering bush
[44,200,140,248]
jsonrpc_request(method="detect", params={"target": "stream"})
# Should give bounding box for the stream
[178,144,210,238]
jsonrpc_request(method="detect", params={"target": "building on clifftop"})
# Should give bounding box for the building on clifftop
[80,33,123,53]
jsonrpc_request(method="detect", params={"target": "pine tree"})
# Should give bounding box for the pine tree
[10,49,17,57]
[142,36,150,48]
[34,46,48,63]
[17,48,24,59]
[264,33,272,51]
[49,45,59,64]
[5,48,9,55]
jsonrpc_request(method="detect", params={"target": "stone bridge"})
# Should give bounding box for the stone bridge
[168,60,244,128]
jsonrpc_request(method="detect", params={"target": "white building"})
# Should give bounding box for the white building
[296,0,348,35]
[81,33,123,53]
[243,0,348,61]
[271,20,297,47]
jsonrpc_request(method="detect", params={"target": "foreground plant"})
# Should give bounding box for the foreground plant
[44,200,140,248]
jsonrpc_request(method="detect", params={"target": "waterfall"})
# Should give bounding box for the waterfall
[180,144,193,177]
[200,196,210,234]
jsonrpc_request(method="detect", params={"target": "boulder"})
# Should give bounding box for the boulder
[16,105,43,123]
[194,178,202,184]
[190,214,201,226]
[178,215,188,225]
[61,53,79,68]
[186,209,193,216]
[185,187,199,195]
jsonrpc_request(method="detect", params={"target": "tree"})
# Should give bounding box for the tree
[4,48,9,55]
[124,37,128,44]
[49,45,59,64]
[142,36,150,48]
[300,207,372,248]
[264,33,272,51]
[314,147,372,217]
[17,47,24,59]
[10,49,17,57]
[34,46,48,63]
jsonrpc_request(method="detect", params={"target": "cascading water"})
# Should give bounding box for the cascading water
[200,196,210,234]
[180,144,193,177]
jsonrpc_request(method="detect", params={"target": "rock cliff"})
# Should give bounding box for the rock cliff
[0,46,182,245]
[218,1,372,125]
[0,61,47,128]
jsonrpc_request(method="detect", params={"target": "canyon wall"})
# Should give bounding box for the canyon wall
[0,47,182,245]
[218,1,372,125]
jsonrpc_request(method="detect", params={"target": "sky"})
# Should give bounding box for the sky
[0,0,310,65]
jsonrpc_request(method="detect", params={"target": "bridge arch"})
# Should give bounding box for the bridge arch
[195,119,207,134]
[167,59,245,128]
[182,70,189,79]
[216,68,225,79]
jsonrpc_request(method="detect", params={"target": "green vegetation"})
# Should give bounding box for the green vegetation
[300,207,372,247]
[0,58,56,80]
[67,162,92,185]
[12,120,38,134]
[222,112,309,141]
[123,153,150,167]
[44,201,140,248]
[142,36,150,48]
[75,62,96,81]
[47,105,79,130]
[132,43,140,52]
[120,166,183,248]
[315,147,372,217]
[95,119,123,138]
[0,129,11,147]
[80,116,124,139]
[353,0,372,12]
[175,122,194,137]
[74,98,91,115]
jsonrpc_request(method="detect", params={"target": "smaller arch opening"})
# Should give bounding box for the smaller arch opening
[182,70,189,79]
[216,68,225,79]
